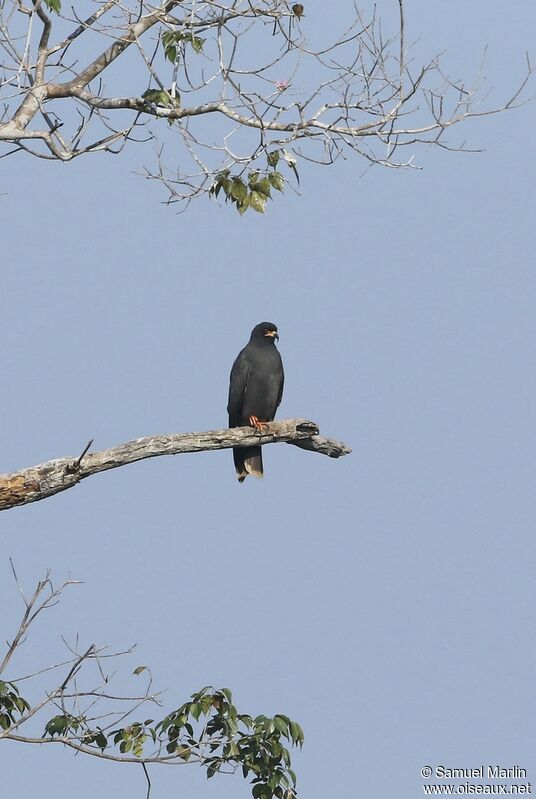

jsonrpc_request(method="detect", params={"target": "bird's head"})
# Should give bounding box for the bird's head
[250,322,279,342]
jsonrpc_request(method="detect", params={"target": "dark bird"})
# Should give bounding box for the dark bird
[227,322,284,482]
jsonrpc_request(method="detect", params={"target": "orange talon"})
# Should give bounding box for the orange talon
[249,415,269,432]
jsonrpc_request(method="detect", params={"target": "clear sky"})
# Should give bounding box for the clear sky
[2,2,536,798]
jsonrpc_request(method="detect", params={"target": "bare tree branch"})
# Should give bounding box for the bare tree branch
[0,568,80,675]
[0,0,530,209]
[0,419,351,511]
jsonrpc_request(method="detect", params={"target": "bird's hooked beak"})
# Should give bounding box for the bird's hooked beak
[264,330,279,341]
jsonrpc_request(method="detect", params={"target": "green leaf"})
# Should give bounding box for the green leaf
[248,191,266,214]
[263,717,275,735]
[191,687,209,701]
[253,178,272,199]
[133,665,147,676]
[45,715,71,736]
[230,178,248,202]
[176,746,191,760]
[227,741,240,757]
[44,0,61,12]
[268,172,285,192]
[288,721,304,746]
[142,89,172,106]
[14,696,27,714]
[270,739,283,759]
[267,150,280,167]
[237,195,250,215]
[268,772,281,789]
[133,736,146,758]
[191,36,205,54]
[199,695,213,714]
[218,177,231,198]
[165,45,177,62]
[212,169,230,199]
[189,702,201,721]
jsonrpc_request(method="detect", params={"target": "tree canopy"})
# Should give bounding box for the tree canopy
[0,0,530,211]
[0,569,303,799]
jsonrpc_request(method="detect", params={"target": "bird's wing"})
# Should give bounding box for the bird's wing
[227,349,249,427]
[275,362,284,413]
[268,354,284,421]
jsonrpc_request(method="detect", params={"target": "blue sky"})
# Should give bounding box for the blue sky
[1,2,536,797]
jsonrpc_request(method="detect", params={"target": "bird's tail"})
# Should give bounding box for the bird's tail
[233,446,263,482]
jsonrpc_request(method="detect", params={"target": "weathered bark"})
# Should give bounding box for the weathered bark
[0,419,351,512]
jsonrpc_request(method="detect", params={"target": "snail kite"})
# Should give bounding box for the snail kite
[227,322,284,482]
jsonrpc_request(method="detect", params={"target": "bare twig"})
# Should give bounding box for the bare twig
[0,569,79,674]
[65,438,94,473]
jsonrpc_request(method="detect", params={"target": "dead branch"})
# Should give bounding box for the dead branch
[0,419,351,511]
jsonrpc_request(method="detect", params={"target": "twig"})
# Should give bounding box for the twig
[65,438,94,473]
[142,762,151,799]
[59,645,95,691]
